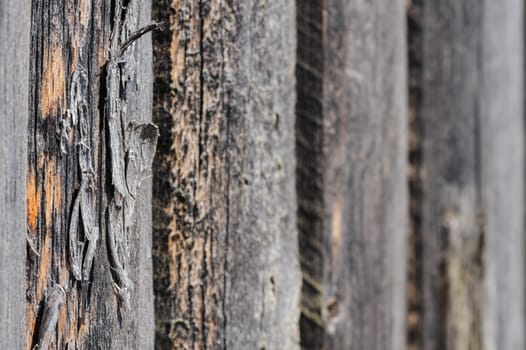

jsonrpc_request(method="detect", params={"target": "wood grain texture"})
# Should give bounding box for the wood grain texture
[296,0,408,349]
[0,0,31,349]
[325,1,408,349]
[152,0,301,349]
[413,1,525,349]
[26,0,155,348]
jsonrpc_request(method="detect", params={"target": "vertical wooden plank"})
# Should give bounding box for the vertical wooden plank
[152,0,301,348]
[418,1,483,348]
[481,1,524,348]
[296,0,408,349]
[25,0,155,348]
[225,2,301,348]
[411,0,525,349]
[329,1,408,349]
[152,0,230,347]
[0,0,31,348]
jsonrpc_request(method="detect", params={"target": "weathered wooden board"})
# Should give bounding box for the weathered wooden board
[297,0,408,349]
[325,1,408,349]
[25,0,155,348]
[410,0,525,349]
[152,0,301,349]
[480,3,525,347]
[0,0,31,349]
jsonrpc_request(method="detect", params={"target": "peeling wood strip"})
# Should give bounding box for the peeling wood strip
[107,63,128,198]
[67,59,98,283]
[105,0,160,309]
[26,229,40,257]
[33,285,65,350]
[119,22,163,57]
[68,190,84,281]
[107,202,132,310]
[79,176,95,242]
[82,227,98,281]
[125,122,159,199]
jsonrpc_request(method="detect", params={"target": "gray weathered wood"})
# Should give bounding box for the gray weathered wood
[224,3,301,348]
[326,1,408,349]
[411,0,525,348]
[152,1,301,349]
[0,0,31,349]
[480,2,524,348]
[297,0,408,348]
[25,0,155,348]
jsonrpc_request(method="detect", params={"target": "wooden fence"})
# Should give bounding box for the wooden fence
[0,0,524,349]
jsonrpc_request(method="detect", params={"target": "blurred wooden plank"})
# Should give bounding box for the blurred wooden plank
[412,0,525,348]
[481,2,525,347]
[297,0,408,348]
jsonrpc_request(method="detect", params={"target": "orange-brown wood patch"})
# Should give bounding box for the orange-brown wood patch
[40,44,66,117]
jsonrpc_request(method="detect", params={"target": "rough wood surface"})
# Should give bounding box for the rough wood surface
[413,1,525,349]
[25,0,155,348]
[0,0,31,349]
[152,1,301,349]
[297,0,408,349]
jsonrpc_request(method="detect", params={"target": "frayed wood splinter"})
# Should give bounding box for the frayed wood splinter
[26,228,40,257]
[105,1,160,310]
[67,61,97,282]
[33,285,65,350]
[119,22,164,56]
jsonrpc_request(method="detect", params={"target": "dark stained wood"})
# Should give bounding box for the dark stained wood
[296,0,326,348]
[0,0,31,349]
[411,0,525,349]
[25,0,155,348]
[152,0,301,349]
[406,1,424,349]
[152,1,228,347]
